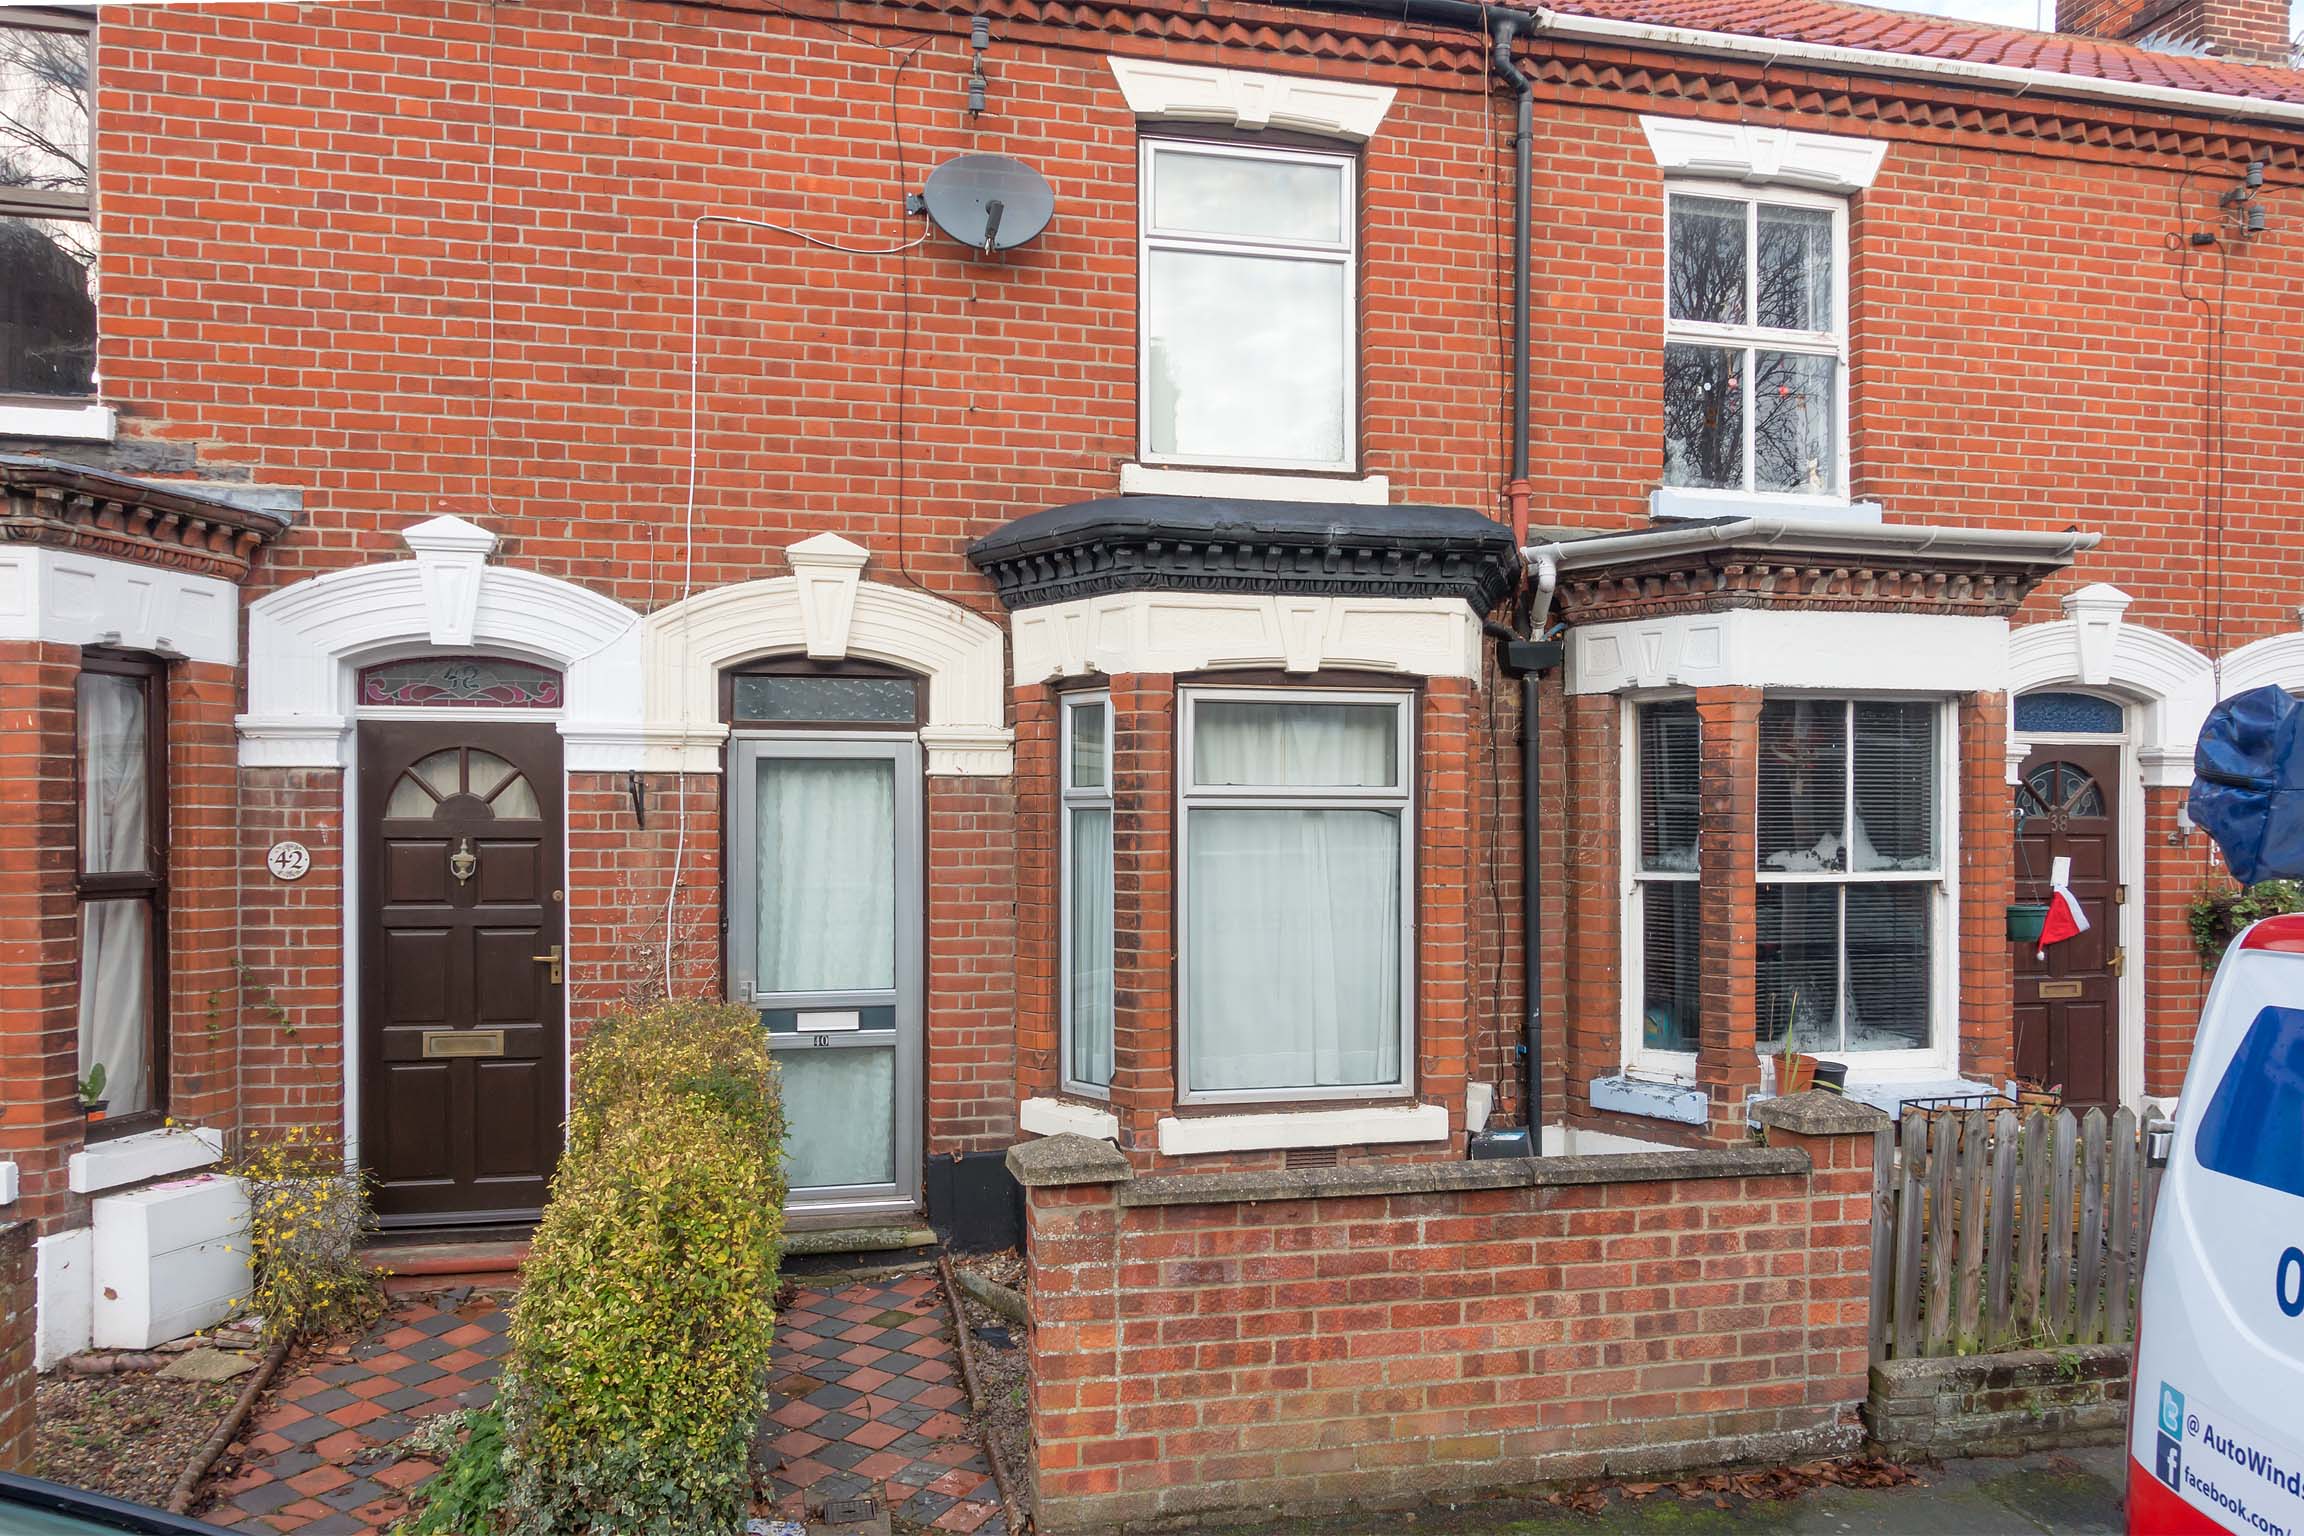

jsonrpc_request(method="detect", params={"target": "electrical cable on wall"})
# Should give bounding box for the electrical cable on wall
[2166,159,2266,707]
[654,13,941,996]
[658,208,935,997]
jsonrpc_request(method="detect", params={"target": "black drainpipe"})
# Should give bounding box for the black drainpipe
[1487,11,1549,1156]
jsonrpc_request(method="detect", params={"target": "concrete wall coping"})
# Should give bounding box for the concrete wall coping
[1752,1090,1893,1137]
[1117,1146,1811,1208]
[1006,1133,1135,1188]
[1871,1342,2131,1387]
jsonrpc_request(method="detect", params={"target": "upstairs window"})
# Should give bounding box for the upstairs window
[1,13,95,400]
[1661,187,1846,498]
[1140,139,1356,473]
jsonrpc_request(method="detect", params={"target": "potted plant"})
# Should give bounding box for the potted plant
[2005,901,2050,944]
[1771,1016,1817,1096]
[76,1063,108,1122]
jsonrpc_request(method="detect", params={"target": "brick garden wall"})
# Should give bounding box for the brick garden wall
[0,1221,32,1471]
[1010,1098,1883,1529]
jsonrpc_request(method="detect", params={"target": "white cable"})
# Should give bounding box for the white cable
[660,212,926,996]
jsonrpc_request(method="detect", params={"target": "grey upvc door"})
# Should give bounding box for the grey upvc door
[727,734,923,1216]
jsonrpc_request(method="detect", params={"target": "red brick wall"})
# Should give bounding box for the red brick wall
[1109,674,1180,1155]
[236,768,348,1143]
[0,644,84,1230]
[0,1220,31,1473]
[168,661,244,1134]
[0,647,260,1238]
[925,774,1021,1153]
[43,0,2302,1171]
[2060,0,2291,63]
[1695,690,1763,1146]
[566,771,723,1024]
[1019,1115,1880,1528]
[1959,693,2016,1090]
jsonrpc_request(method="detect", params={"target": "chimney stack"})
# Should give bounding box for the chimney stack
[2059,0,2293,66]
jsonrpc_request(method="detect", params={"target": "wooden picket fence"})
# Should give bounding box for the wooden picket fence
[1868,1106,2166,1362]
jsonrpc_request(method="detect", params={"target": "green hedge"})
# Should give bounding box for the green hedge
[496,1002,786,1535]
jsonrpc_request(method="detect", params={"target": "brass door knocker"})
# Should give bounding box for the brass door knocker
[449,837,477,885]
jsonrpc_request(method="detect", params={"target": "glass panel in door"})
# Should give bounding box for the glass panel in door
[731,738,921,1212]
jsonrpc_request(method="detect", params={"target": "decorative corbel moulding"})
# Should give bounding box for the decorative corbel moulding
[787,532,869,660]
[1639,116,1888,192]
[400,514,497,647]
[1107,56,1397,141]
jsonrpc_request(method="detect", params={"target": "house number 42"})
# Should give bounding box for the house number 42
[266,841,312,882]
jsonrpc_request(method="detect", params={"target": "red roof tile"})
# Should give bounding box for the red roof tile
[1543,0,2304,108]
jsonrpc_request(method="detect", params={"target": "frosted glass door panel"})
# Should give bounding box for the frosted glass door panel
[778,1048,897,1189]
[755,758,896,994]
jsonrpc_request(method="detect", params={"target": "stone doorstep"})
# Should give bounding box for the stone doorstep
[780,1225,939,1259]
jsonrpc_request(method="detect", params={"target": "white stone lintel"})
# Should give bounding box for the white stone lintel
[1156,1103,1449,1156]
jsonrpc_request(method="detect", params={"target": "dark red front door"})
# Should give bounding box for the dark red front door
[2012,743,2121,1109]
[358,720,564,1226]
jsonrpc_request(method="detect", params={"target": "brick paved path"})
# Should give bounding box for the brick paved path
[197,1269,1004,1535]
[198,1289,510,1533]
[760,1270,1005,1534]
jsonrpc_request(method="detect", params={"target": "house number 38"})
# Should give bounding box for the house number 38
[266,841,312,882]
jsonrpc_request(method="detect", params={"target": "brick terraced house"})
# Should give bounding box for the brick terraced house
[2,0,2302,1509]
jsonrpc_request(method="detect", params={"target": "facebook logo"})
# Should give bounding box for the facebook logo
[2159,1383,2186,1440]
[2157,1432,2184,1489]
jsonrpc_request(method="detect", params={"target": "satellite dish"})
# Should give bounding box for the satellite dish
[921,154,1054,255]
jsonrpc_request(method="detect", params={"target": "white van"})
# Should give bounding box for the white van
[2130,912,2304,1536]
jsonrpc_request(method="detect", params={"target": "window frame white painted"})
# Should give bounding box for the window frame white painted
[1752,693,1958,1074]
[1661,179,1851,501]
[1174,685,1416,1106]
[1059,692,1115,1098]
[1138,136,1359,475]
[1621,693,1702,1082]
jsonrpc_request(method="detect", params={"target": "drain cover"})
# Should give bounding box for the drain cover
[820,1497,882,1524]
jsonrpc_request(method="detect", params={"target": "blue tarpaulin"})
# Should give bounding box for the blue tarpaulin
[2190,684,2304,885]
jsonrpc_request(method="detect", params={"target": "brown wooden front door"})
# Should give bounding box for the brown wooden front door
[358,720,564,1227]
[2013,743,2122,1109]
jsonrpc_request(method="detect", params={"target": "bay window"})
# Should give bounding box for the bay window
[1140,138,1356,473]
[77,653,164,1133]
[1630,700,1701,1062]
[1179,690,1412,1102]
[1757,698,1945,1056]
[1662,186,1846,497]
[1061,694,1114,1093]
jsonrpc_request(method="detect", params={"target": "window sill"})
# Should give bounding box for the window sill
[1588,1073,1710,1127]
[1650,487,1880,525]
[1155,1102,1447,1156]
[1019,1095,1119,1141]
[67,1126,223,1195]
[0,400,117,443]
[1120,462,1389,506]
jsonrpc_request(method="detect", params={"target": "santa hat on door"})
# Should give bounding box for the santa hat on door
[2037,854,2091,960]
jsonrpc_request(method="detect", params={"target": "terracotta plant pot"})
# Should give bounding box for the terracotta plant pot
[1776,1053,1818,1095]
